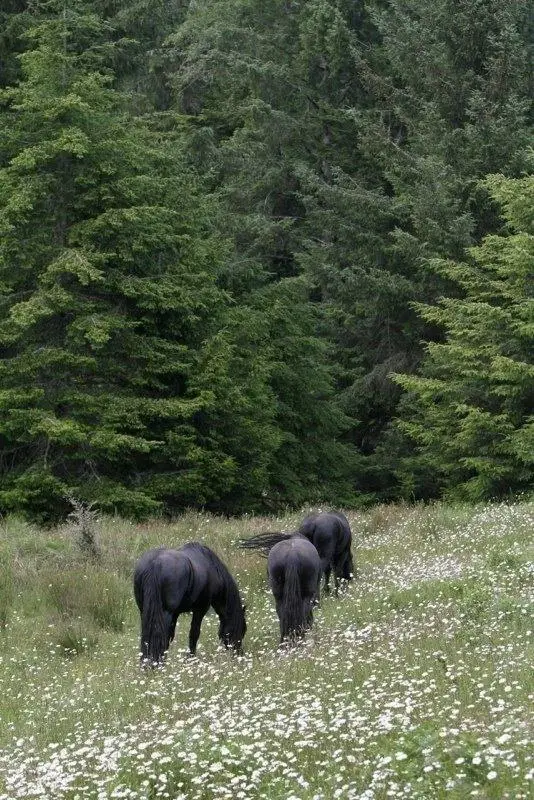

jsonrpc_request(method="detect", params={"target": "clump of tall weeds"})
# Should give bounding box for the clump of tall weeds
[66,496,100,560]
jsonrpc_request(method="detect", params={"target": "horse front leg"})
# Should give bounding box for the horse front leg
[188,608,207,656]
[168,612,179,644]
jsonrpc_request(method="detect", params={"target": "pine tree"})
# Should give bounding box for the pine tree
[357,0,534,498]
[393,171,534,501]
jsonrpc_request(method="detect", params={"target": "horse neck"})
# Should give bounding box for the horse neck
[213,572,241,625]
[213,571,232,610]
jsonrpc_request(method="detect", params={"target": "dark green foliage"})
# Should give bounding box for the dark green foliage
[0,1,280,521]
[0,1,32,89]
[165,0,533,503]
[0,0,532,519]
[323,0,533,493]
[394,174,534,500]
[255,278,358,507]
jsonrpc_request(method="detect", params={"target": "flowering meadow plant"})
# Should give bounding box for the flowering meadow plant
[0,503,532,799]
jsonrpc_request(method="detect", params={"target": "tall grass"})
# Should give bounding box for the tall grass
[0,547,14,630]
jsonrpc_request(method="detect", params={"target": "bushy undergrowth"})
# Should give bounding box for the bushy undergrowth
[0,502,532,799]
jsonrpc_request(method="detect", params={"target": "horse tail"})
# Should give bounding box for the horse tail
[334,516,354,581]
[138,563,168,665]
[280,558,305,641]
[238,531,295,555]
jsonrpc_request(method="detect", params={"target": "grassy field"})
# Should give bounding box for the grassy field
[0,502,532,799]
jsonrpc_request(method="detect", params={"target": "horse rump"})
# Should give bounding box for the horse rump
[268,539,321,644]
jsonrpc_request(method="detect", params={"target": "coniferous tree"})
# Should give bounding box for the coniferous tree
[0,0,31,89]
[165,0,534,505]
[393,172,534,501]
[165,0,362,506]
[366,0,532,247]
[2,0,532,517]
[360,0,534,497]
[0,1,280,521]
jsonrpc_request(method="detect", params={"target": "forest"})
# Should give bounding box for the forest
[0,0,532,522]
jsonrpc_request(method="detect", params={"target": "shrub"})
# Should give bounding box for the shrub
[67,497,100,560]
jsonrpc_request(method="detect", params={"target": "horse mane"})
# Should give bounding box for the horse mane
[187,543,244,628]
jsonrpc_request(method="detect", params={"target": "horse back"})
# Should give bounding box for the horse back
[179,543,220,590]
[268,538,320,591]
[134,547,207,612]
[299,512,351,556]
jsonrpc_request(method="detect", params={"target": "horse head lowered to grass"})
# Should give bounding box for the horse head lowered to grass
[133,542,246,666]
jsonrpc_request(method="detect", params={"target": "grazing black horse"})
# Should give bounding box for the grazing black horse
[133,543,246,665]
[299,511,353,595]
[239,510,353,597]
[268,537,321,643]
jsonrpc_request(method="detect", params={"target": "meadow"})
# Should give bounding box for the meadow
[0,502,532,799]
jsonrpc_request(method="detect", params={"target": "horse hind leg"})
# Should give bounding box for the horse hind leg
[313,577,321,607]
[305,595,315,629]
[333,569,341,597]
[323,564,332,595]
[147,611,173,667]
[334,553,353,594]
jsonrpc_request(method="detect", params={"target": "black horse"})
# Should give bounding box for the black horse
[299,511,353,595]
[268,536,321,643]
[239,510,353,597]
[133,543,246,666]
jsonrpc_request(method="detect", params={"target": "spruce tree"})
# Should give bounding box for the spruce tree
[393,172,534,501]
[163,0,362,507]
[0,0,31,89]
[0,1,279,521]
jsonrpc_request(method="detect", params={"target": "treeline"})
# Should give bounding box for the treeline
[0,0,532,522]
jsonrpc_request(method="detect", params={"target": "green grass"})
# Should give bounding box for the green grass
[0,502,532,799]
